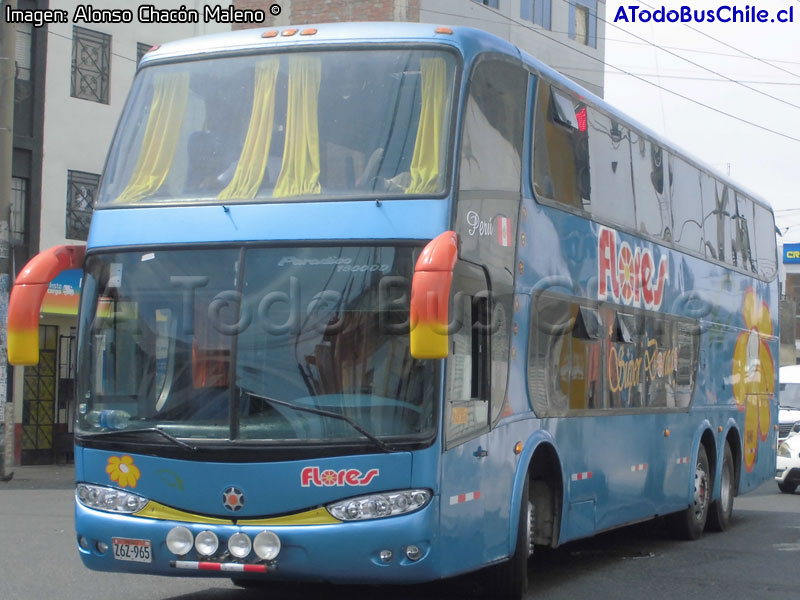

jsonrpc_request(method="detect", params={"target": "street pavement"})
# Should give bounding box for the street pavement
[1,463,76,489]
[2,464,800,599]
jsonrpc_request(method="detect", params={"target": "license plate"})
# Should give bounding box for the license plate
[112,537,152,563]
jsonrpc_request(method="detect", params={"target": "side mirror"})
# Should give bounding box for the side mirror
[410,231,458,359]
[8,245,86,365]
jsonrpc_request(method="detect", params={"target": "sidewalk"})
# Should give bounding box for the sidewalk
[0,463,76,490]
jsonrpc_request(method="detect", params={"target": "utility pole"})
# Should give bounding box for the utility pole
[0,0,18,479]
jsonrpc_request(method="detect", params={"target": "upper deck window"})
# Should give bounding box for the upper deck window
[98,48,458,207]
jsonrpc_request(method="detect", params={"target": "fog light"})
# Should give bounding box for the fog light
[253,531,280,560]
[96,541,108,553]
[166,526,193,556]
[379,549,393,563]
[79,536,90,550]
[228,532,252,559]
[195,531,219,557]
[405,545,422,561]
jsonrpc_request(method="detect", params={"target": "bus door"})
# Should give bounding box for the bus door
[439,260,494,573]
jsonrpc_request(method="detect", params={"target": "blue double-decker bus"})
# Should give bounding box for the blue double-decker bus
[8,22,778,599]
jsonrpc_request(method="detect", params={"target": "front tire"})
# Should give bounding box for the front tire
[493,477,533,600]
[707,444,734,532]
[668,445,711,540]
[778,480,798,494]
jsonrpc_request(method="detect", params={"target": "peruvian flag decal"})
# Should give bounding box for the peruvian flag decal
[496,216,511,247]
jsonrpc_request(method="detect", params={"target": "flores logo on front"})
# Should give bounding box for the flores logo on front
[301,467,379,487]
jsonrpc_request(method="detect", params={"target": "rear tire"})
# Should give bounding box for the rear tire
[493,477,533,600]
[667,445,710,540]
[778,481,798,494]
[707,444,734,532]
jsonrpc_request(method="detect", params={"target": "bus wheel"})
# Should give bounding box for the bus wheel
[667,445,710,540]
[493,477,533,600]
[707,444,734,532]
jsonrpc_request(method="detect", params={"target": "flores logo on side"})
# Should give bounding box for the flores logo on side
[222,486,245,512]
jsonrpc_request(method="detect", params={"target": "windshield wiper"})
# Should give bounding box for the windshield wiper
[244,390,395,453]
[81,427,199,452]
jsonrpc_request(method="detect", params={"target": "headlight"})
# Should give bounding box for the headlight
[327,489,431,521]
[167,526,194,555]
[779,442,791,458]
[76,483,148,514]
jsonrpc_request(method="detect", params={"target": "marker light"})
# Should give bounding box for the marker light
[166,526,194,556]
[195,531,219,557]
[575,106,588,132]
[253,531,281,560]
[327,489,431,521]
[405,545,423,561]
[76,483,148,514]
[228,532,252,559]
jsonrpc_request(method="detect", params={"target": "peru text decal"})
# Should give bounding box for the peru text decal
[598,226,668,309]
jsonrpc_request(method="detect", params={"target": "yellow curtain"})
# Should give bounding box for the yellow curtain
[218,59,279,200]
[273,56,322,198]
[115,72,190,203]
[406,57,446,194]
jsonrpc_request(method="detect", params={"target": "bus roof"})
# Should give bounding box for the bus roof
[140,21,517,67]
[140,21,771,212]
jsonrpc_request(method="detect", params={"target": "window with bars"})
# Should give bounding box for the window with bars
[15,23,32,81]
[137,42,152,64]
[11,176,27,246]
[71,26,110,104]
[66,170,100,240]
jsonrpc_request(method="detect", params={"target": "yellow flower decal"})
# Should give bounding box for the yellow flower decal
[732,288,775,473]
[106,455,141,488]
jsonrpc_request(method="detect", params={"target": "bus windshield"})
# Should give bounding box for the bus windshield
[75,246,437,447]
[98,48,458,206]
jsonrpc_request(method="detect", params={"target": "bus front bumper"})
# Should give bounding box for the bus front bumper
[75,498,441,584]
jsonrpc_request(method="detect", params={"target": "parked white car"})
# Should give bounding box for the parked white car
[776,425,800,493]
[778,365,800,444]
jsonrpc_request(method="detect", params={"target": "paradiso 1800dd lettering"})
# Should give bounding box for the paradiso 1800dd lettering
[598,226,668,310]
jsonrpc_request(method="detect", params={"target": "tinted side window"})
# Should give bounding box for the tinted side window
[631,134,671,240]
[700,172,718,260]
[587,110,635,228]
[459,58,526,192]
[754,202,777,280]
[528,293,603,416]
[528,292,699,415]
[733,193,756,273]
[669,154,703,253]
[711,181,733,265]
[532,85,588,209]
